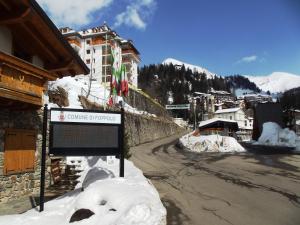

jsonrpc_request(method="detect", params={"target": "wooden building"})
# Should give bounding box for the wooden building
[0,0,89,203]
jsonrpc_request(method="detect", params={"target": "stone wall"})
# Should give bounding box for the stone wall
[124,88,171,119]
[0,109,50,203]
[125,112,184,147]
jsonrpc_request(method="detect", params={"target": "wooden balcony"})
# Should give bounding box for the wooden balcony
[0,51,56,107]
[68,39,81,48]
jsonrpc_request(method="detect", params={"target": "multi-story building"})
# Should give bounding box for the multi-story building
[214,107,253,140]
[60,24,140,87]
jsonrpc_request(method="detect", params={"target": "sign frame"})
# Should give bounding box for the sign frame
[49,108,123,156]
[40,105,125,212]
[165,104,190,110]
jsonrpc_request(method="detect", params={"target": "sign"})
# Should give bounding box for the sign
[49,108,123,156]
[40,106,125,212]
[165,104,190,110]
[50,110,121,124]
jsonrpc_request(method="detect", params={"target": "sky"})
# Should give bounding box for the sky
[36,0,300,76]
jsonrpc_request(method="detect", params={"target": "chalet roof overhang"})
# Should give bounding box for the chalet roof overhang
[199,120,239,131]
[0,0,89,78]
[121,41,140,55]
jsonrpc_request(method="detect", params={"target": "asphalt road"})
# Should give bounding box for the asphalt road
[131,133,300,225]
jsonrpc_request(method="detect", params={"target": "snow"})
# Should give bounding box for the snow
[255,122,300,151]
[0,157,166,225]
[246,72,300,93]
[215,107,240,114]
[46,75,157,117]
[179,132,245,153]
[198,118,237,128]
[163,58,217,79]
[0,75,167,224]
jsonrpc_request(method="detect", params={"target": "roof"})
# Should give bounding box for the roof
[199,118,238,131]
[0,0,89,77]
[215,107,241,114]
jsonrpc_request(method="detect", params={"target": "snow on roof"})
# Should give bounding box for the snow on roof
[215,107,241,114]
[214,103,224,106]
[199,117,238,128]
[210,90,231,95]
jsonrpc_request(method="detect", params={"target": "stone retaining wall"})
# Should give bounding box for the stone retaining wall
[125,112,184,147]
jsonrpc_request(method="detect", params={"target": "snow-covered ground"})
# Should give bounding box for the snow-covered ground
[46,75,157,118]
[246,72,300,93]
[0,157,166,225]
[179,132,245,153]
[0,75,167,224]
[254,122,300,151]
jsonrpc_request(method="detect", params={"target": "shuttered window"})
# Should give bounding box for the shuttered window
[4,129,36,175]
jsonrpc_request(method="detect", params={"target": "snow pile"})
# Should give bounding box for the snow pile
[256,122,300,150]
[47,75,107,108]
[46,76,157,117]
[246,72,300,93]
[163,58,216,79]
[0,157,166,225]
[179,133,245,153]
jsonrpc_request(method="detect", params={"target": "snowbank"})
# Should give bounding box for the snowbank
[0,157,166,225]
[46,76,157,118]
[256,122,300,151]
[179,133,245,153]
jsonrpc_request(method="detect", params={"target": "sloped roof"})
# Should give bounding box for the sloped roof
[215,107,241,114]
[199,118,238,131]
[0,0,89,77]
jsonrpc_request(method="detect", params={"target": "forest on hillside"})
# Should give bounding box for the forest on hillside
[138,64,261,105]
[280,87,300,110]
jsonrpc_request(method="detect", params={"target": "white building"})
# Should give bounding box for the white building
[60,24,140,87]
[214,108,253,130]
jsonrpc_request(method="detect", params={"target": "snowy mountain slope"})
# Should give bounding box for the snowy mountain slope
[246,72,300,93]
[163,58,216,79]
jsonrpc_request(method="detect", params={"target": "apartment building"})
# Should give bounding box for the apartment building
[60,24,140,87]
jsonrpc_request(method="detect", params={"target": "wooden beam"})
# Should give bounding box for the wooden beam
[20,22,58,63]
[0,8,32,25]
[0,0,11,10]
[46,59,74,72]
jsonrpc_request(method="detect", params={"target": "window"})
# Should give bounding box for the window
[86,49,90,54]
[86,39,91,45]
[102,45,111,54]
[93,58,95,63]
[245,121,247,127]
[102,74,111,83]
[230,116,233,120]
[102,55,112,65]
[4,129,36,175]
[86,59,90,64]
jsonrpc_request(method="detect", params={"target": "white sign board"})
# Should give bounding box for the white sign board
[165,104,190,110]
[50,110,121,124]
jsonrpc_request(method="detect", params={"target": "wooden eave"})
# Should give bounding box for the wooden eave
[0,51,56,80]
[0,0,89,77]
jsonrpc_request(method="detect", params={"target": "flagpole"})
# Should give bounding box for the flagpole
[104,29,107,110]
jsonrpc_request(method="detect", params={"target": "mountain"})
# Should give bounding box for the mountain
[246,72,300,93]
[162,58,216,79]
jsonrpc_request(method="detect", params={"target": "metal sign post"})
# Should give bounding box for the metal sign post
[39,107,124,212]
[40,104,48,212]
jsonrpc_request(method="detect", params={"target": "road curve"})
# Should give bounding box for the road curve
[131,133,300,225]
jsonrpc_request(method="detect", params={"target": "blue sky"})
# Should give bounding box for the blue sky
[37,0,300,76]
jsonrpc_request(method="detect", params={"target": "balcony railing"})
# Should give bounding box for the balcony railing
[0,51,56,106]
